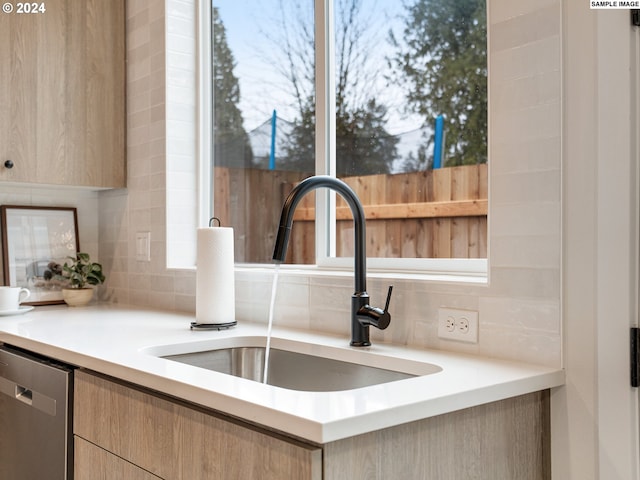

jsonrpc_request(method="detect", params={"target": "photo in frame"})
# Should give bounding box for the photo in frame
[1,206,80,305]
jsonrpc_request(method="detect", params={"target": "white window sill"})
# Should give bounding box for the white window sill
[234,260,488,285]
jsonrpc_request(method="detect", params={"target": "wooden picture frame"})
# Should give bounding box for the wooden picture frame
[1,206,80,305]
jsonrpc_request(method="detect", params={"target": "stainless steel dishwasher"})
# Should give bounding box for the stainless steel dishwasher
[0,344,75,479]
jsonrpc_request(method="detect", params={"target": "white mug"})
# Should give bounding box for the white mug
[0,287,31,312]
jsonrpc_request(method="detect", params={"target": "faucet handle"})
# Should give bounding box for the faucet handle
[356,286,393,331]
[384,285,393,312]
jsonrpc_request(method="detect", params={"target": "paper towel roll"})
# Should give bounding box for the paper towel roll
[195,227,236,326]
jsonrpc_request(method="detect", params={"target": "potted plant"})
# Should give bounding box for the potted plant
[60,253,106,307]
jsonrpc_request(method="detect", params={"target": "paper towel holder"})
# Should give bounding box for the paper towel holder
[192,216,237,331]
[190,320,236,330]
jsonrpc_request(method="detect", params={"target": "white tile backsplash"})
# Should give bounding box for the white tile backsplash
[490,0,558,24]
[490,36,560,82]
[490,234,560,269]
[490,202,560,236]
[97,0,562,368]
[492,170,561,204]
[490,4,560,51]
[490,136,560,174]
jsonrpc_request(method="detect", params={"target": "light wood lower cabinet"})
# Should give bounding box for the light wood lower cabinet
[324,391,550,480]
[75,437,162,480]
[74,370,322,480]
[74,370,550,480]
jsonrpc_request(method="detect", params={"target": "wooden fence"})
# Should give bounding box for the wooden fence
[213,165,487,264]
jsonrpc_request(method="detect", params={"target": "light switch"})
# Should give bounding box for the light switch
[136,232,151,262]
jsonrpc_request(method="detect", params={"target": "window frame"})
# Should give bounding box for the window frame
[204,0,488,281]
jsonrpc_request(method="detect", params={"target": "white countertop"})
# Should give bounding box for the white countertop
[0,304,564,444]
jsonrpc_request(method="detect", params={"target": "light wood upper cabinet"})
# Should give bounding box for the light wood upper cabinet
[0,0,125,188]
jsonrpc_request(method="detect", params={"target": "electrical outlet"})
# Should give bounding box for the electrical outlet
[445,316,455,332]
[437,308,479,343]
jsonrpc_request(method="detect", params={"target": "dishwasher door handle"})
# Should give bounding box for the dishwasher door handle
[15,384,33,405]
[0,376,57,415]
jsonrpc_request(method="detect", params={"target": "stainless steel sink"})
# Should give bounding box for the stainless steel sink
[163,346,418,392]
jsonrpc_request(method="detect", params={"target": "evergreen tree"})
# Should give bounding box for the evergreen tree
[213,7,252,167]
[390,0,487,167]
[336,99,398,176]
[280,98,398,176]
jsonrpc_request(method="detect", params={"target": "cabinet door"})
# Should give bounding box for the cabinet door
[0,2,41,182]
[0,0,125,187]
[71,0,126,187]
[74,370,322,480]
[75,436,163,480]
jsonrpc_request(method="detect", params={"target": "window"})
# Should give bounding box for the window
[211,0,487,273]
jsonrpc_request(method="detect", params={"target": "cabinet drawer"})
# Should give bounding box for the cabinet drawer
[75,437,161,480]
[74,370,321,480]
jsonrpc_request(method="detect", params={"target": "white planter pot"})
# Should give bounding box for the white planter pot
[62,288,94,307]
